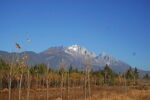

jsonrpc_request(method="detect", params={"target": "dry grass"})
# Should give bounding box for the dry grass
[90,86,150,100]
[0,86,150,100]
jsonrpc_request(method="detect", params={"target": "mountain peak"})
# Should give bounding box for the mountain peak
[100,52,109,56]
[65,44,96,57]
[98,52,116,60]
[67,44,82,52]
[95,52,119,66]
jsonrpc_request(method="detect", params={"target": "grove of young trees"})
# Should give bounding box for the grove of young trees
[0,58,149,100]
[0,58,145,89]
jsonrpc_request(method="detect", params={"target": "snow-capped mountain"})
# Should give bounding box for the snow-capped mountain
[0,44,149,76]
[65,45,96,57]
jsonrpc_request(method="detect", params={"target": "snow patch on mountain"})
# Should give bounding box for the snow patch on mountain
[65,44,96,57]
[95,52,120,66]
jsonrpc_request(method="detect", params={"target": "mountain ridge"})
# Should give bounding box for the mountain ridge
[0,45,150,76]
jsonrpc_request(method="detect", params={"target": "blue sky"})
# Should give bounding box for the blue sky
[0,0,150,70]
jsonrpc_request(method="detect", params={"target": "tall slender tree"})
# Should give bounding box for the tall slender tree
[59,59,66,100]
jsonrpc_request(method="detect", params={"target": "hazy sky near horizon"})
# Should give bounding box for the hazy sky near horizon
[0,0,150,70]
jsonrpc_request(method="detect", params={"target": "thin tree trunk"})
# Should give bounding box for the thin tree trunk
[19,73,23,100]
[8,63,12,100]
[61,73,63,100]
[36,74,39,100]
[87,69,91,100]
[42,77,45,100]
[123,74,127,100]
[46,70,49,100]
[8,71,12,100]
[27,70,30,100]
[84,71,87,100]
[67,72,69,100]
